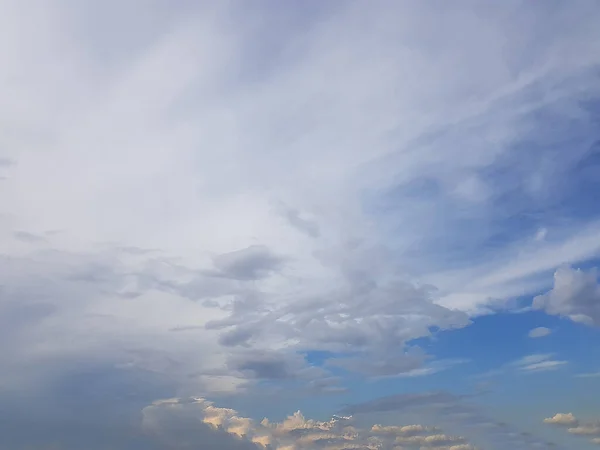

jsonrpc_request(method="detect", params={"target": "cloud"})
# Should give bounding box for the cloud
[510,354,568,373]
[528,327,552,338]
[1,1,600,446]
[275,203,320,238]
[143,396,479,450]
[13,230,47,243]
[544,412,600,446]
[337,391,561,449]
[544,413,578,426]
[576,371,600,378]
[478,354,568,379]
[0,157,14,167]
[211,245,286,281]
[532,266,600,326]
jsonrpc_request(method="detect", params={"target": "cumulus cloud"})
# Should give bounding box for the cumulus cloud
[143,396,478,450]
[528,327,552,338]
[544,412,600,446]
[543,413,578,426]
[533,266,600,326]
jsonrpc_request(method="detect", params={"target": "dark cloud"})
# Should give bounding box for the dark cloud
[0,364,175,450]
[224,350,327,382]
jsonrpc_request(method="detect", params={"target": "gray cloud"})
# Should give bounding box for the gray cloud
[212,245,286,280]
[228,351,297,380]
[0,157,14,167]
[13,230,47,243]
[277,204,320,238]
[533,266,600,326]
[203,242,471,378]
[339,392,563,449]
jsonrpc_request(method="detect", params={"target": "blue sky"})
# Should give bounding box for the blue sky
[2,0,600,449]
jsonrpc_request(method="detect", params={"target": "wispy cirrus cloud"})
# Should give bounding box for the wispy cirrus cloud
[510,354,568,373]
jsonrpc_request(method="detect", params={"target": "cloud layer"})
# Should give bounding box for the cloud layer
[1,1,600,448]
[143,396,479,450]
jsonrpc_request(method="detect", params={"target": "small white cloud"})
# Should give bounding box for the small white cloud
[534,227,548,242]
[543,413,578,426]
[576,371,600,378]
[528,327,552,338]
[511,354,567,373]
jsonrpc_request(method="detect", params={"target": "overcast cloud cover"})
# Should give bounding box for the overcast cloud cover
[2,0,600,449]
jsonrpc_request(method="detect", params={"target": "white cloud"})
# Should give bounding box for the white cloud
[511,354,568,373]
[1,0,600,404]
[576,371,600,378]
[533,266,600,326]
[543,413,578,426]
[478,354,568,379]
[528,327,552,338]
[544,412,600,446]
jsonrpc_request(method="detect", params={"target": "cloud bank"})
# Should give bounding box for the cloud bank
[143,396,479,450]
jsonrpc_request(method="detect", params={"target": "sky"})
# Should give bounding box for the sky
[1,0,600,449]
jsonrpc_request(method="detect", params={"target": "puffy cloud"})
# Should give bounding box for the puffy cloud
[544,413,600,446]
[142,396,477,449]
[533,266,600,326]
[543,413,578,426]
[528,327,552,338]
